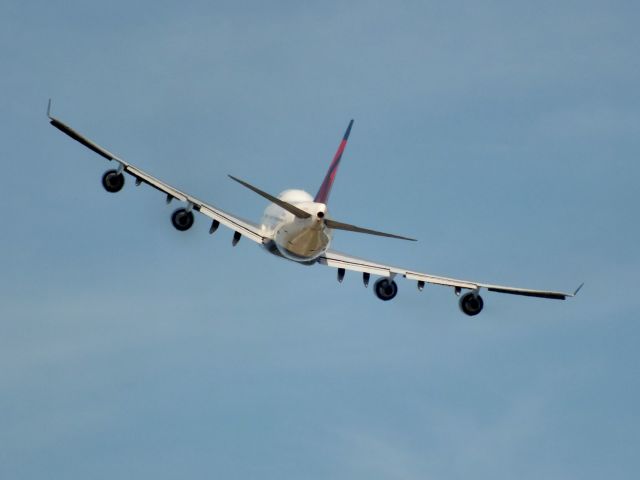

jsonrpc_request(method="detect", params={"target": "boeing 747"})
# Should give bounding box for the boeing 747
[47,102,581,315]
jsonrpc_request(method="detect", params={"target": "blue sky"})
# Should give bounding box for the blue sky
[1,1,639,478]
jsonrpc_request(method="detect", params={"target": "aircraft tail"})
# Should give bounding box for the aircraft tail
[314,119,354,204]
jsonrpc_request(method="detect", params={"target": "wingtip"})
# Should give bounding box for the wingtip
[573,282,584,296]
[47,98,52,118]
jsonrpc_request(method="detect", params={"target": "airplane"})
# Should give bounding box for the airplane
[46,101,582,316]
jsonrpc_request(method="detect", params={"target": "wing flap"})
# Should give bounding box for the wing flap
[405,271,477,290]
[318,251,391,276]
[125,165,188,201]
[198,204,264,243]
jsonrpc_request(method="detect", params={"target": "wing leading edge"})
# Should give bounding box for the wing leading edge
[319,250,581,300]
[47,103,267,244]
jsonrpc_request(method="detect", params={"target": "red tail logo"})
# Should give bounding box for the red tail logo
[314,120,354,204]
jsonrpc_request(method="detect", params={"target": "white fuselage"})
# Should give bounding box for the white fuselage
[261,189,332,263]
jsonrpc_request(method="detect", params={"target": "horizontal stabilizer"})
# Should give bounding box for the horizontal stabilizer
[325,218,416,241]
[228,175,311,219]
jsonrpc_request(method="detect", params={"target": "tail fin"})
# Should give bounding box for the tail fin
[314,119,354,204]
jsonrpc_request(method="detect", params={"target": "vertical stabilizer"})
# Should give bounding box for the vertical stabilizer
[314,120,354,204]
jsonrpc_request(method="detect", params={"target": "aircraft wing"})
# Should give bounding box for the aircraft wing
[318,249,581,300]
[48,105,267,244]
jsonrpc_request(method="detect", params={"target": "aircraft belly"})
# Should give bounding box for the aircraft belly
[274,225,329,262]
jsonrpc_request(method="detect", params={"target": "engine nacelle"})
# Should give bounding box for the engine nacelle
[102,170,125,193]
[374,278,398,301]
[459,292,484,316]
[171,208,195,231]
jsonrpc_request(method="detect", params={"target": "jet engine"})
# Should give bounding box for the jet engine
[171,208,195,231]
[374,278,398,301]
[459,292,484,316]
[102,169,125,193]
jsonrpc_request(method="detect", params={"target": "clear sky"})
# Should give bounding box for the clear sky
[1,1,639,478]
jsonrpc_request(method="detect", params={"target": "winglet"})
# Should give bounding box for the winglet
[572,282,584,296]
[47,98,52,119]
